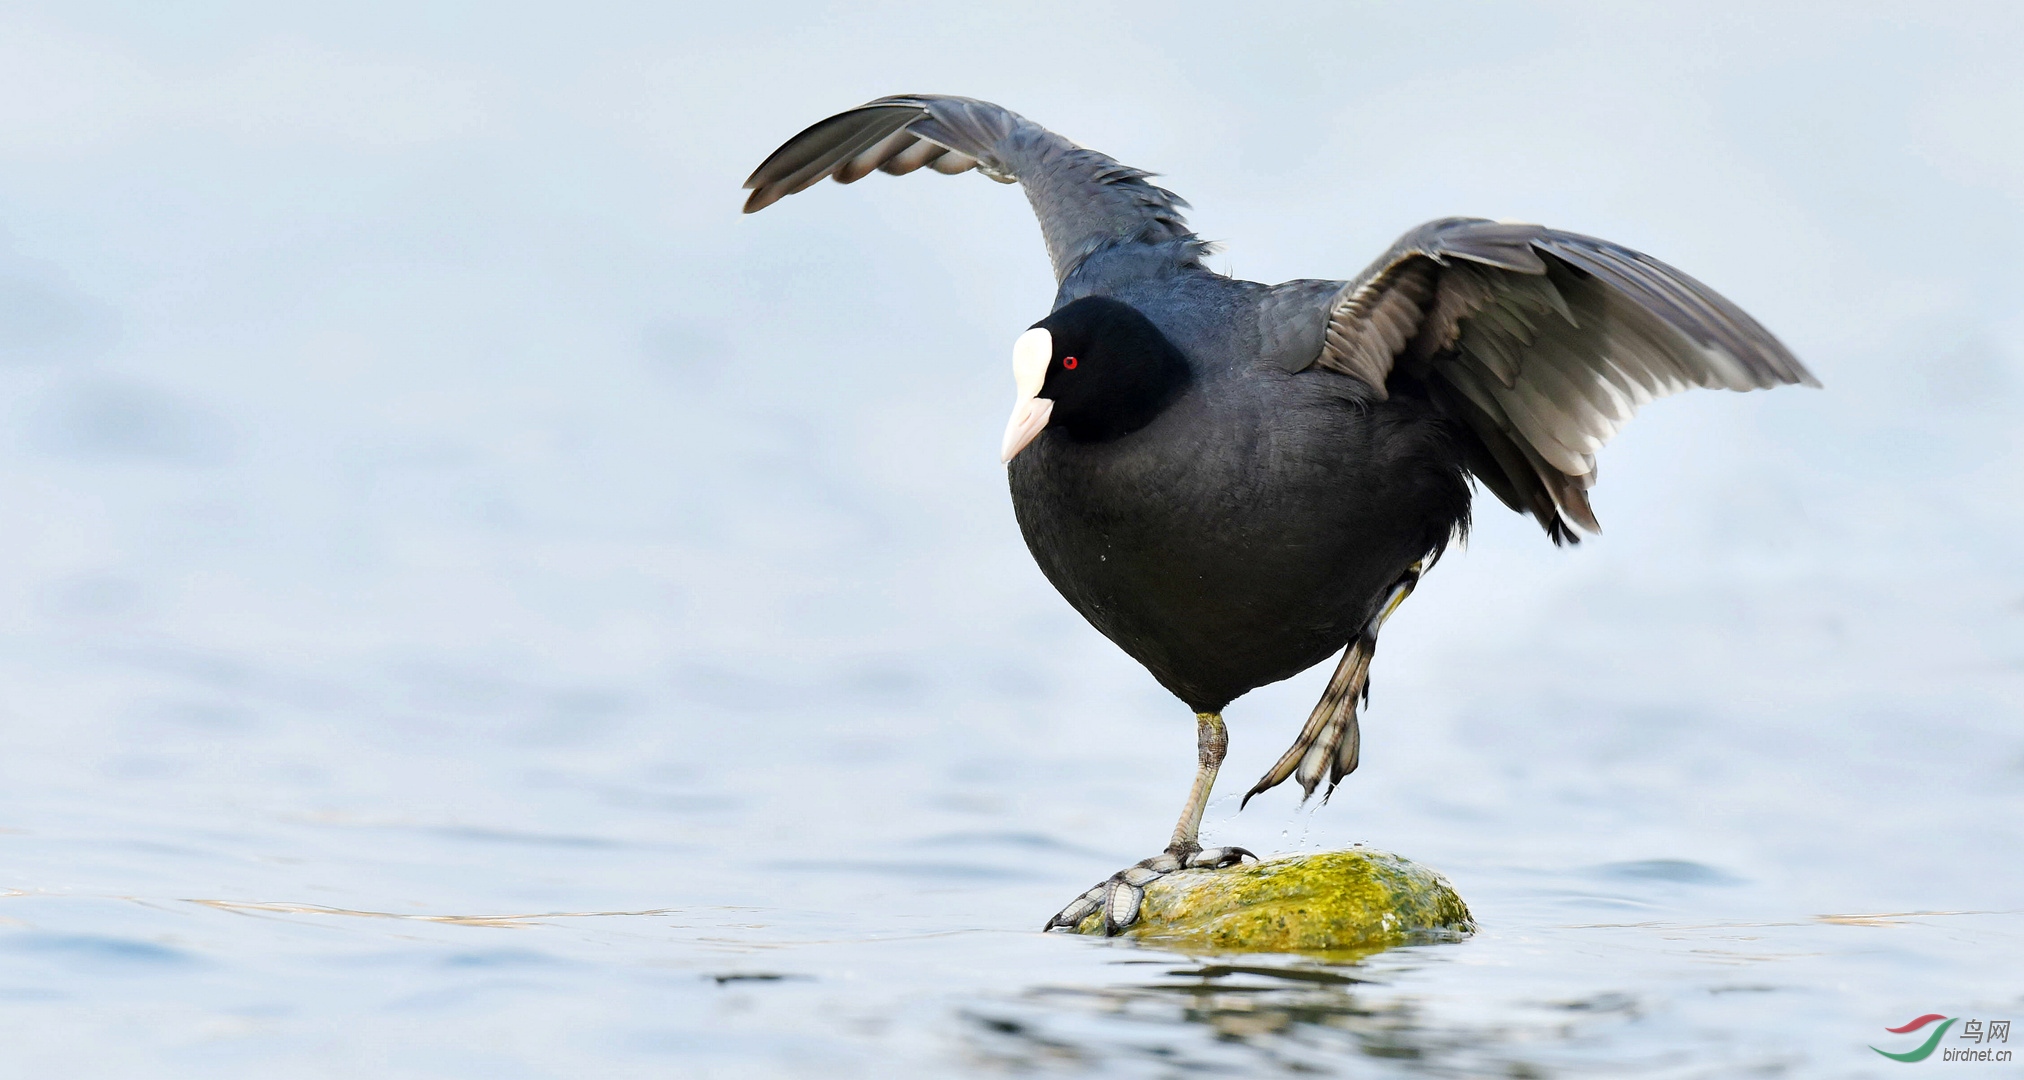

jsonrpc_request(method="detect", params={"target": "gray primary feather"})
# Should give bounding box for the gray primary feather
[742,95,1205,282]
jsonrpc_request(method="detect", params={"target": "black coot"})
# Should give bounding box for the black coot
[743,96,1816,934]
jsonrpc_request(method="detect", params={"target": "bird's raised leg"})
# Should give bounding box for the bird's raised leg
[1244,558,1427,807]
[1044,711,1257,935]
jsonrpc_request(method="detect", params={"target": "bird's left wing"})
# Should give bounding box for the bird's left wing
[742,95,1200,282]
[1284,218,1817,541]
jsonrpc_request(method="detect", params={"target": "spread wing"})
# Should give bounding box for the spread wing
[1290,218,1817,542]
[742,95,1203,282]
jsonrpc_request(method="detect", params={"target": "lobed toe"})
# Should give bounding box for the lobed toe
[1100,881,1144,935]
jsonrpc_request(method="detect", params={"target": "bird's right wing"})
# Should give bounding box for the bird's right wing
[742,95,1201,282]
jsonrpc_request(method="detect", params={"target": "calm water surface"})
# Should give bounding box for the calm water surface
[2,534,2019,1077]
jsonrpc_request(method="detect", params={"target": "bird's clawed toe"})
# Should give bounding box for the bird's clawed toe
[1043,846,1259,935]
[1044,884,1109,933]
[1186,845,1253,869]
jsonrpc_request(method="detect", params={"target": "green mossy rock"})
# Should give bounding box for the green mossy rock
[1075,848,1473,955]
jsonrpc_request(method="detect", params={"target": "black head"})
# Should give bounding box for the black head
[1000,296,1193,462]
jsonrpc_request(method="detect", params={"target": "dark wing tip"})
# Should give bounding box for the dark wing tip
[741,94,1198,283]
[740,99,937,214]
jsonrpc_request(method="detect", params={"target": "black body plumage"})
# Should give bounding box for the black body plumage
[1009,283,1469,713]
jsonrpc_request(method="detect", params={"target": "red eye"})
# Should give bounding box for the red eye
[1062,356,1079,369]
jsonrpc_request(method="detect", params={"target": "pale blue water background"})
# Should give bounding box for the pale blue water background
[0,2,2021,1075]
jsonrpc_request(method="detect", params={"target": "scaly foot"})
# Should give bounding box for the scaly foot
[1043,844,1256,935]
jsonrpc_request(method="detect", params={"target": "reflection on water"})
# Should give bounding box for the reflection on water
[969,956,1562,1077]
[993,962,1400,1072]
[949,903,2024,1077]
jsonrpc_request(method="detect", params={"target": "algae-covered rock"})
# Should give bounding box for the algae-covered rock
[1075,848,1472,955]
